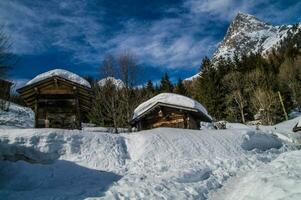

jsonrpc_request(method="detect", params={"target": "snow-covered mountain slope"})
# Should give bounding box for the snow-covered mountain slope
[98,76,125,89]
[185,12,300,81]
[0,102,34,128]
[212,12,294,62]
[0,127,291,199]
[211,150,301,200]
[26,69,91,88]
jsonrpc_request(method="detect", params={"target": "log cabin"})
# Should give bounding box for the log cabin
[130,93,212,131]
[0,78,12,100]
[17,69,93,129]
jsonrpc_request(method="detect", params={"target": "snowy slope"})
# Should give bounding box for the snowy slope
[26,69,91,88]
[185,12,301,81]
[0,102,34,128]
[212,12,293,62]
[133,93,212,120]
[0,127,289,199]
[98,76,125,89]
[259,116,301,144]
[211,150,301,200]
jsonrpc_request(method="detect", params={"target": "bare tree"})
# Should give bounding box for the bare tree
[0,26,12,79]
[278,57,301,110]
[117,52,140,131]
[245,69,281,125]
[224,71,247,123]
[89,52,142,133]
[0,27,13,111]
[250,88,280,125]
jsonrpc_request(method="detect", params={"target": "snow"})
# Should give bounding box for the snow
[0,102,34,129]
[184,14,301,81]
[184,73,200,81]
[211,150,301,200]
[132,93,212,121]
[26,69,91,88]
[0,126,291,199]
[98,76,125,89]
[259,116,301,144]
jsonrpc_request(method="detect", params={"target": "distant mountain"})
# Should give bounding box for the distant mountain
[185,12,300,81]
[98,76,125,89]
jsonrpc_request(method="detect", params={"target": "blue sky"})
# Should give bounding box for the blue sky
[1,0,301,87]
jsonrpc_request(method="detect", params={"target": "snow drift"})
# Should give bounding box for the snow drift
[212,150,301,200]
[0,102,34,128]
[0,127,288,199]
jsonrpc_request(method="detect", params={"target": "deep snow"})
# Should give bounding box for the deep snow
[0,125,293,200]
[0,102,34,129]
[132,93,212,121]
[211,150,301,200]
[26,69,91,88]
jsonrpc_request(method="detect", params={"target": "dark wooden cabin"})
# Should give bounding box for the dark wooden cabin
[0,78,12,100]
[17,76,93,129]
[130,94,212,131]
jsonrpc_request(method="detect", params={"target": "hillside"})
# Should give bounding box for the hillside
[0,125,294,199]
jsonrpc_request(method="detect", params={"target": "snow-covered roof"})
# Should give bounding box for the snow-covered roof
[132,93,212,120]
[98,76,125,89]
[26,69,91,88]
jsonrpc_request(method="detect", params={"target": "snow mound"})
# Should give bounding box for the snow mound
[212,150,301,200]
[259,116,301,144]
[241,131,282,151]
[0,103,34,128]
[98,76,125,89]
[132,93,212,120]
[0,127,289,199]
[26,69,91,88]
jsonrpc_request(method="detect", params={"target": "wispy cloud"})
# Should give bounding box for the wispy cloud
[0,0,300,74]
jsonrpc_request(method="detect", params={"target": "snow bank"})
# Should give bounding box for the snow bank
[259,116,301,144]
[26,69,91,88]
[241,131,283,151]
[98,76,125,89]
[211,150,301,200]
[0,103,34,128]
[133,93,212,120]
[0,127,288,199]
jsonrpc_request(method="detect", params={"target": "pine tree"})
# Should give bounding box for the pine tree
[145,80,155,98]
[159,73,174,92]
[174,78,187,96]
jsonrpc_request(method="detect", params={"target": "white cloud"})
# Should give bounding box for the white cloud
[0,0,300,72]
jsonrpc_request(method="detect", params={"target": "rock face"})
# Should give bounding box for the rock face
[212,12,292,62]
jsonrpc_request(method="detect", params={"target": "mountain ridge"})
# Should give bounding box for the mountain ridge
[185,12,300,81]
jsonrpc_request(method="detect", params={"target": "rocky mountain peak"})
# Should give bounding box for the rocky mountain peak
[212,12,285,62]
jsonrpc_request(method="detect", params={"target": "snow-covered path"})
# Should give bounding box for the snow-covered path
[0,126,292,200]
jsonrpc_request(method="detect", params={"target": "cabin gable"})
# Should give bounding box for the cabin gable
[17,76,93,129]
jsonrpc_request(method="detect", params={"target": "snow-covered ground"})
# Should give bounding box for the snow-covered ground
[0,102,34,129]
[211,150,301,200]
[0,123,297,200]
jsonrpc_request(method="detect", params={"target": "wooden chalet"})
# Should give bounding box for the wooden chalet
[130,93,212,131]
[17,71,93,129]
[0,78,13,100]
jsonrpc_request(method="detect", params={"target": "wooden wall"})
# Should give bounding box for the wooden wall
[18,77,93,129]
[137,106,201,130]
